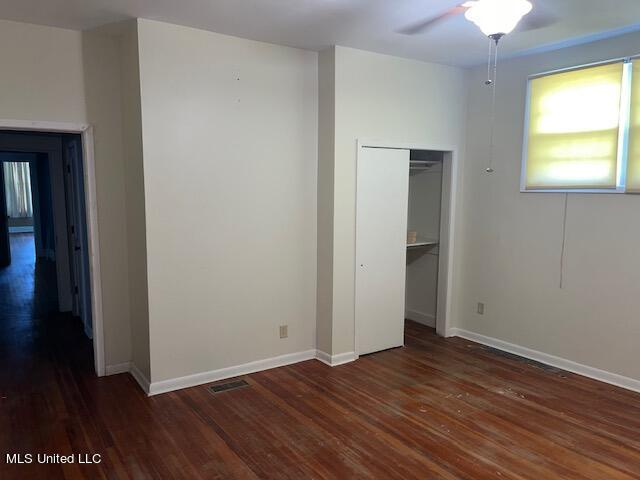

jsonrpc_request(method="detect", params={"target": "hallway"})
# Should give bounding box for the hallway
[0,232,70,351]
[0,233,95,443]
[0,229,92,352]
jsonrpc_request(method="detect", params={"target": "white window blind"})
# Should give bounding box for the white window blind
[523,62,625,191]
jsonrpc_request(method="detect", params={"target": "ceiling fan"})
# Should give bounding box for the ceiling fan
[399,0,557,37]
[399,0,557,174]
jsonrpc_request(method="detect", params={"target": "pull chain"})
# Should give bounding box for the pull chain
[486,37,493,85]
[559,193,569,289]
[485,34,503,174]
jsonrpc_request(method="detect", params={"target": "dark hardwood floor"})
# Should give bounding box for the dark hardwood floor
[2,233,640,479]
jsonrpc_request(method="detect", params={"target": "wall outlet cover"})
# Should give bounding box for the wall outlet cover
[477,302,485,315]
[279,325,288,338]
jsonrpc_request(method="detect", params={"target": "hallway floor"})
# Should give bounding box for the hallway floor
[0,233,58,327]
[0,233,96,476]
[0,233,82,362]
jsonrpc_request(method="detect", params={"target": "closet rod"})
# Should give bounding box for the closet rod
[409,160,439,165]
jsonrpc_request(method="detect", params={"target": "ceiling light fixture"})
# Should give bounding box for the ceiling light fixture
[464,0,532,173]
[464,0,532,37]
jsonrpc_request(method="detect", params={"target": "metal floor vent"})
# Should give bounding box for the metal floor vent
[208,379,249,394]
[482,346,562,373]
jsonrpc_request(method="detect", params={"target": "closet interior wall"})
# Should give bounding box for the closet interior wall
[405,150,443,328]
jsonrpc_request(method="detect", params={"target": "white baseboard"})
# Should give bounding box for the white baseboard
[105,362,131,375]
[315,350,358,367]
[449,328,640,394]
[148,349,317,396]
[105,362,150,394]
[121,348,359,397]
[9,226,34,233]
[130,363,151,394]
[405,309,435,328]
[315,350,332,365]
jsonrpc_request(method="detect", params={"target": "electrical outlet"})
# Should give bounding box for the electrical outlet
[279,325,288,339]
[477,302,485,315]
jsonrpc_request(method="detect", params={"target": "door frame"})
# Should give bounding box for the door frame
[0,119,105,377]
[355,139,460,349]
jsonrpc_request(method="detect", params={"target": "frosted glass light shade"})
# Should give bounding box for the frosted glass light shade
[465,0,533,36]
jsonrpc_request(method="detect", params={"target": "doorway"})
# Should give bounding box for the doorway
[354,141,458,356]
[0,129,97,372]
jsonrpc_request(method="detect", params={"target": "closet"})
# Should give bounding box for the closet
[405,150,443,329]
[355,146,445,356]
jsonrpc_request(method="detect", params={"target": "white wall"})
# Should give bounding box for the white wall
[316,47,336,355]
[318,46,468,355]
[461,30,640,381]
[0,20,85,122]
[81,26,133,369]
[0,19,132,368]
[118,21,151,380]
[136,20,318,383]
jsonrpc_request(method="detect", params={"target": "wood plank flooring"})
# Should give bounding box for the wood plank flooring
[2,234,640,478]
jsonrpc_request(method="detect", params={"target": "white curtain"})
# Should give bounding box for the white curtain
[3,161,33,218]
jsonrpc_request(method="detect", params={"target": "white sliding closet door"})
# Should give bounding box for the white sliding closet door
[355,147,410,355]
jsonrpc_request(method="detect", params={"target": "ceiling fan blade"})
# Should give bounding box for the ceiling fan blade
[518,1,558,32]
[518,12,557,31]
[398,4,469,36]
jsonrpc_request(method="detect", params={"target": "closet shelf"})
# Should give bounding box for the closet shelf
[407,238,438,249]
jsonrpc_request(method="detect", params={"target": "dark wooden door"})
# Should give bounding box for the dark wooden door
[0,163,10,267]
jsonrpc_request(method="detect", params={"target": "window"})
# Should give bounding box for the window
[627,60,640,192]
[3,161,33,218]
[522,59,640,193]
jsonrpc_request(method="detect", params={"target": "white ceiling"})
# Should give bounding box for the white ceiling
[0,0,640,66]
